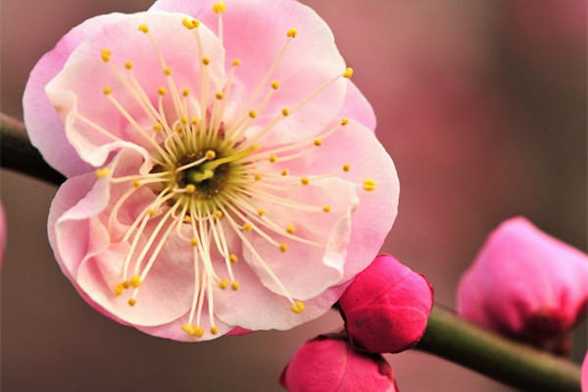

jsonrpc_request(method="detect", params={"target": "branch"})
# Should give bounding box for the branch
[416,306,582,392]
[0,114,65,185]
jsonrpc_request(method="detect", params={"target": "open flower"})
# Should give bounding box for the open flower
[338,254,433,353]
[280,335,399,392]
[457,217,588,352]
[24,0,399,341]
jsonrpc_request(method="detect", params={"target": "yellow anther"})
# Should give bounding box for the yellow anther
[271,81,281,90]
[122,281,130,289]
[191,237,199,247]
[300,177,310,186]
[242,223,253,232]
[114,283,125,297]
[212,1,226,14]
[287,28,298,38]
[229,254,239,263]
[124,61,134,70]
[185,184,196,194]
[281,169,289,176]
[182,88,190,97]
[183,215,192,223]
[202,57,210,66]
[286,224,296,234]
[363,178,377,192]
[281,107,290,117]
[213,210,224,220]
[163,67,172,76]
[291,300,305,314]
[343,67,354,79]
[323,205,332,213]
[153,122,163,132]
[218,279,229,289]
[95,167,110,178]
[157,87,167,96]
[206,150,217,160]
[180,115,189,125]
[254,174,262,181]
[269,154,278,163]
[279,243,288,253]
[192,326,204,337]
[210,326,219,335]
[342,163,351,172]
[341,117,350,126]
[132,180,142,189]
[128,298,137,307]
[232,58,241,67]
[100,49,111,63]
[231,280,240,291]
[257,208,266,217]
[181,324,194,335]
[248,110,257,119]
[313,138,322,146]
[138,24,149,33]
[102,86,112,96]
[130,275,142,288]
[182,17,199,30]
[191,117,199,126]
[147,208,158,217]
[215,92,224,100]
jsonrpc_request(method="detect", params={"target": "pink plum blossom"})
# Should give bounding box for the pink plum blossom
[457,217,588,352]
[23,0,399,341]
[280,336,399,392]
[338,254,433,353]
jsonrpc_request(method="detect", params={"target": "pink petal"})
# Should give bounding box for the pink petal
[242,177,358,300]
[46,11,225,167]
[281,336,399,392]
[342,81,376,131]
[23,13,127,176]
[151,0,348,144]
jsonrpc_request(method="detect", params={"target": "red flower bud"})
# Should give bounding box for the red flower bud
[338,255,434,353]
[458,217,588,353]
[280,336,399,392]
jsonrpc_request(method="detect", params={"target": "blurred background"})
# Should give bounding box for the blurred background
[1,0,585,390]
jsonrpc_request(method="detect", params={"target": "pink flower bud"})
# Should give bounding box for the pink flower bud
[338,255,434,353]
[458,217,588,352]
[280,336,399,392]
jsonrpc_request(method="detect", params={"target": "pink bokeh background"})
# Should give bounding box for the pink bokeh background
[1,0,585,391]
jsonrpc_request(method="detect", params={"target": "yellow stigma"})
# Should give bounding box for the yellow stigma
[215,92,224,100]
[191,237,199,247]
[138,24,149,33]
[130,275,142,288]
[206,150,217,160]
[95,167,110,178]
[182,88,190,97]
[157,87,167,96]
[242,223,253,232]
[128,298,137,306]
[341,117,350,126]
[323,205,332,213]
[100,49,111,63]
[102,86,112,96]
[343,67,354,79]
[218,279,229,289]
[182,17,199,29]
[286,224,296,234]
[291,300,305,314]
[229,254,239,263]
[212,1,226,14]
[124,61,134,70]
[202,57,210,66]
[248,110,257,119]
[363,178,377,192]
[231,280,240,291]
[279,243,288,253]
[185,184,196,194]
[271,81,281,90]
[163,67,172,76]
[300,177,310,186]
[313,138,322,146]
[281,169,289,176]
[232,58,241,67]
[269,154,278,163]
[342,163,351,172]
[114,283,125,297]
[287,28,298,38]
[281,107,290,117]
[210,326,219,335]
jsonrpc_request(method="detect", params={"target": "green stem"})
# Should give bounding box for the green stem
[0,114,65,185]
[416,306,582,391]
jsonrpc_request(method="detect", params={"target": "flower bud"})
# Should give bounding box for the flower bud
[457,217,588,353]
[338,255,434,353]
[280,336,399,392]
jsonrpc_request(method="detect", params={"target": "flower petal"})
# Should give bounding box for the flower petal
[342,81,376,131]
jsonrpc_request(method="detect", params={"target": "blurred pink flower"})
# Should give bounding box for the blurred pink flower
[280,336,399,392]
[23,1,399,341]
[583,353,587,392]
[457,217,588,352]
[338,254,433,353]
